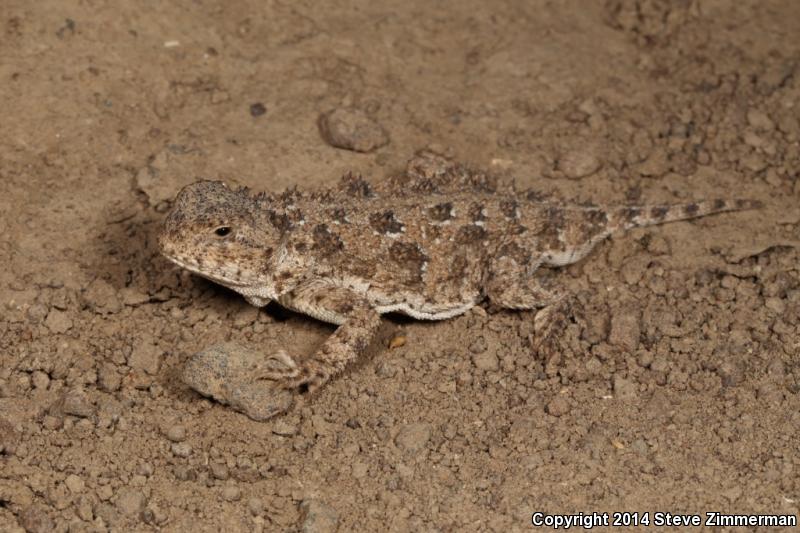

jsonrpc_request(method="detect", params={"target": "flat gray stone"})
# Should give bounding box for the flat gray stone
[182,342,294,422]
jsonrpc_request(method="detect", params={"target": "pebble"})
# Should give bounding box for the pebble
[61,389,95,418]
[221,484,241,502]
[119,287,150,306]
[128,338,163,376]
[171,442,192,458]
[165,425,186,442]
[64,474,85,494]
[210,462,229,480]
[19,505,54,533]
[299,499,339,533]
[0,417,19,455]
[471,350,499,371]
[394,422,431,453]
[318,107,389,153]
[98,364,121,392]
[746,108,775,131]
[557,146,602,179]
[83,278,122,314]
[182,342,294,422]
[545,396,570,417]
[247,497,264,516]
[44,309,73,334]
[26,303,48,323]
[272,419,299,437]
[115,487,146,517]
[31,371,50,390]
[468,336,488,354]
[249,102,267,117]
[609,309,640,352]
[613,376,638,400]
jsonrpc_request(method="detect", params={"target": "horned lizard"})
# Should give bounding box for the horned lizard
[159,151,759,417]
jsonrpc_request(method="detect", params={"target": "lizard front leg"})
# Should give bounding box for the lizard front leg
[260,284,383,394]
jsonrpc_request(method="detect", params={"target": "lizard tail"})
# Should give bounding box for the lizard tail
[608,199,763,232]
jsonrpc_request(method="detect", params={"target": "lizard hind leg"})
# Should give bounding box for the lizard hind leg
[485,256,575,361]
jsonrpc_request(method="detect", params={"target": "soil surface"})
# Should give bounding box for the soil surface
[1,1,799,531]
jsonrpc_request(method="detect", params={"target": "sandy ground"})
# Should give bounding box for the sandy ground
[1,0,799,531]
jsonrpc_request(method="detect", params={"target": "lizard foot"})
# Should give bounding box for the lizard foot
[257,349,302,381]
[531,296,575,363]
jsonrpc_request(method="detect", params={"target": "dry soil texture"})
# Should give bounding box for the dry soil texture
[1,1,800,532]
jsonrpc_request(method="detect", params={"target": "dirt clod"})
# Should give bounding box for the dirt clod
[318,108,389,153]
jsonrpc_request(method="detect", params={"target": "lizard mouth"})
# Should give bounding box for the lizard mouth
[162,253,250,289]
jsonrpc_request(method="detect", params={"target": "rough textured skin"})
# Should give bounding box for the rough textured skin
[159,151,760,415]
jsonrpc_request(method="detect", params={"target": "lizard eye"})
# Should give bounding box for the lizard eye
[214,226,232,237]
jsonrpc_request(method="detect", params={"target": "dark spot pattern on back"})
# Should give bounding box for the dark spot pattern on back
[329,207,348,224]
[497,241,531,265]
[370,210,404,234]
[455,224,487,244]
[684,203,699,216]
[499,198,519,219]
[447,253,468,281]
[428,202,454,222]
[312,224,344,256]
[267,210,292,232]
[623,207,641,220]
[713,199,726,210]
[650,206,669,220]
[388,241,428,285]
[467,203,486,222]
[546,207,565,228]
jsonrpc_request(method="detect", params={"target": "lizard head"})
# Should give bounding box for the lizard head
[159,180,281,292]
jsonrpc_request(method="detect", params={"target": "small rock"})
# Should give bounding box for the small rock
[165,425,186,442]
[394,422,431,453]
[182,343,294,422]
[61,389,95,418]
[98,364,121,392]
[31,371,49,390]
[64,474,85,494]
[221,484,241,502]
[557,146,602,179]
[171,443,192,458]
[272,419,299,437]
[318,108,389,153]
[115,487,146,517]
[248,497,264,516]
[42,415,63,431]
[637,148,669,178]
[26,303,48,324]
[210,462,229,480]
[44,309,73,334]
[128,339,163,376]
[19,505,54,533]
[250,102,267,117]
[609,309,640,352]
[545,396,570,417]
[471,350,499,371]
[468,336,488,354]
[0,417,19,455]
[299,499,339,533]
[613,376,638,400]
[119,287,149,306]
[83,279,122,314]
[746,109,775,131]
